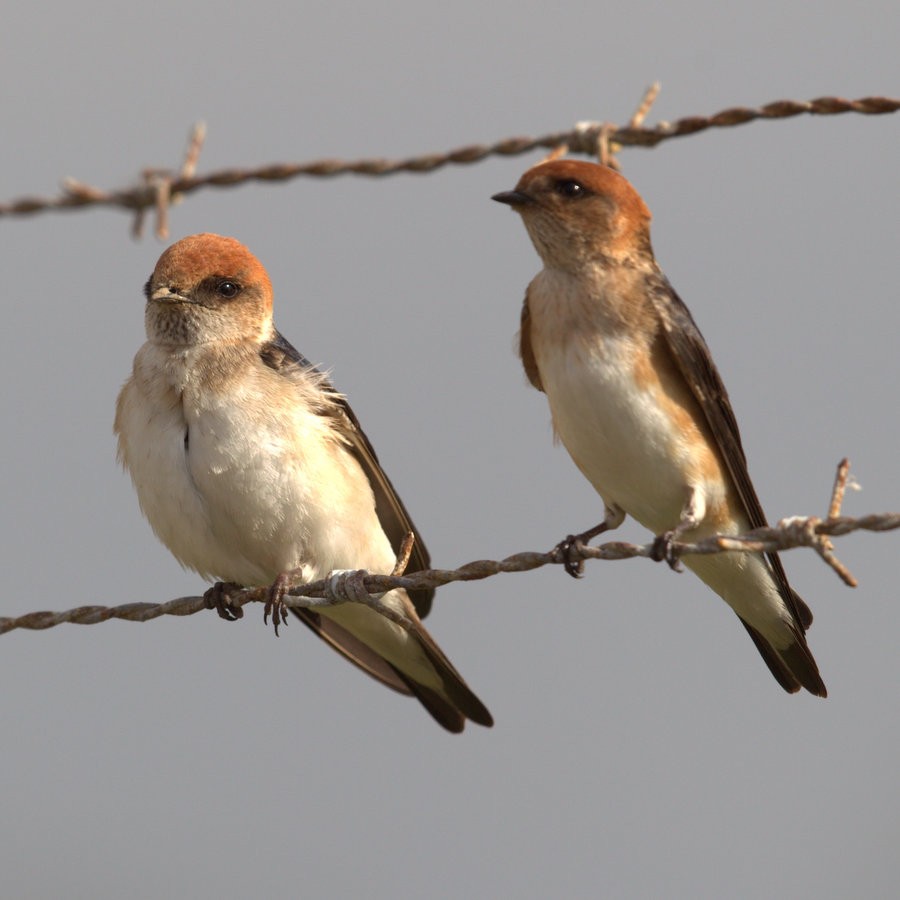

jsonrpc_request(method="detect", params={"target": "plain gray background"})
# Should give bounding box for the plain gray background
[2,2,897,897]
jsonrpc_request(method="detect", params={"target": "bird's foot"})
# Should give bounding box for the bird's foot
[264,573,293,637]
[552,522,613,579]
[650,531,684,572]
[551,507,624,579]
[554,534,589,578]
[203,582,245,621]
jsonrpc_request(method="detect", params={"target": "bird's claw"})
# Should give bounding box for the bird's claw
[554,535,587,579]
[651,531,684,572]
[552,515,621,579]
[204,582,245,621]
[264,573,291,637]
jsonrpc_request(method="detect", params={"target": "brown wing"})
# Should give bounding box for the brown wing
[258,331,493,729]
[330,395,435,618]
[519,290,544,391]
[260,329,434,618]
[646,276,814,634]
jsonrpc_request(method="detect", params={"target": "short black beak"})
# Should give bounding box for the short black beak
[492,190,532,207]
[150,286,193,304]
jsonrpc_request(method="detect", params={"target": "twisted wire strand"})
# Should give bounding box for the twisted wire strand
[1,95,895,222]
[3,510,897,635]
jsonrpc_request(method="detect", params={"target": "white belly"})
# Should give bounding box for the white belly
[115,351,395,589]
[537,333,703,534]
[526,282,794,642]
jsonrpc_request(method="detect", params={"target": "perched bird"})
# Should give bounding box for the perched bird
[115,233,493,731]
[493,159,826,697]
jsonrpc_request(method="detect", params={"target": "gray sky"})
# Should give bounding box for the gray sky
[1,1,897,897]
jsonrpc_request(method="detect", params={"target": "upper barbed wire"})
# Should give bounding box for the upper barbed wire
[0,94,896,237]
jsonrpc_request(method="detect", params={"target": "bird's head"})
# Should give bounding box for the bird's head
[493,159,653,270]
[143,233,275,347]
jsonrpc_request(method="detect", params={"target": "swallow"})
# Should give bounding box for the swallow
[115,233,493,730]
[493,159,826,696]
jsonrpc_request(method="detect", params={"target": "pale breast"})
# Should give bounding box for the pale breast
[115,351,243,582]
[527,269,727,534]
[117,342,397,588]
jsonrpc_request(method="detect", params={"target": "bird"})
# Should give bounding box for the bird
[492,159,826,697]
[115,233,493,731]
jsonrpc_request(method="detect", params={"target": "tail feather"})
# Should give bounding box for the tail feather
[739,617,827,697]
[391,676,467,732]
[290,607,494,731]
[409,622,495,729]
[790,587,815,631]
[687,552,826,697]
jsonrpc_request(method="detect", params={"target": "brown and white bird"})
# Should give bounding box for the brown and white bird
[115,233,493,731]
[493,159,826,697]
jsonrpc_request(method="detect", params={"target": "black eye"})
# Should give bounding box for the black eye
[216,280,241,299]
[555,179,585,198]
[142,277,152,300]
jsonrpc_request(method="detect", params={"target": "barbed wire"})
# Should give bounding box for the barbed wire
[0,93,896,238]
[3,462,897,636]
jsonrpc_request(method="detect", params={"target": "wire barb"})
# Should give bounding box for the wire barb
[130,123,208,239]
[601,82,664,170]
[391,532,416,576]
[828,457,852,520]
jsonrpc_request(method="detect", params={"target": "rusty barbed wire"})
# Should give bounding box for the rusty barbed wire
[3,510,897,636]
[0,94,895,234]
